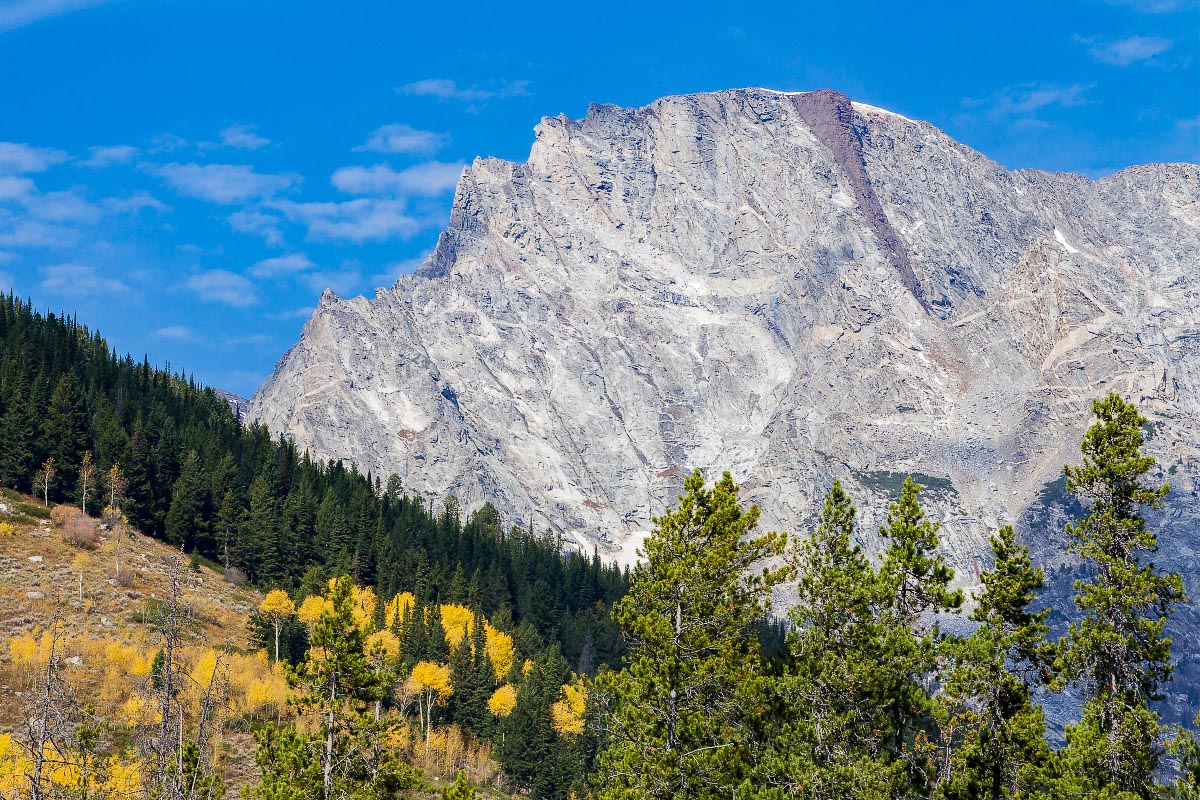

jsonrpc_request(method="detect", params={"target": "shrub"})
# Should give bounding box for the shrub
[17,502,51,519]
[0,521,15,537]
[224,566,247,586]
[62,515,99,550]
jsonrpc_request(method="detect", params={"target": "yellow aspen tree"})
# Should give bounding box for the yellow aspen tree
[487,685,517,719]
[408,661,453,756]
[551,678,588,737]
[297,595,329,628]
[484,623,515,679]
[440,604,474,650]
[259,589,297,663]
[78,451,95,515]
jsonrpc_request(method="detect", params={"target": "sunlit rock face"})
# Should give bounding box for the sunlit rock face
[251,88,1200,606]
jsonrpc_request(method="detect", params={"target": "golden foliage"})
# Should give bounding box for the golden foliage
[366,629,401,662]
[483,623,514,678]
[383,591,415,629]
[297,595,329,628]
[487,684,517,719]
[0,521,15,537]
[259,589,295,618]
[408,661,453,705]
[440,604,474,649]
[8,624,66,669]
[551,677,587,736]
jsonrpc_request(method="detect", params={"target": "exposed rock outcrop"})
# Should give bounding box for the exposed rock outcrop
[250,88,1200,604]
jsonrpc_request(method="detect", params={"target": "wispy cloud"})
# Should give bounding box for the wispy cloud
[0,176,35,201]
[149,133,188,154]
[228,207,285,246]
[249,253,314,278]
[0,0,111,33]
[153,325,197,340]
[0,142,69,174]
[269,306,316,320]
[154,162,300,204]
[39,263,131,298]
[1084,35,1172,66]
[219,124,271,150]
[0,221,80,247]
[331,161,463,196]
[103,191,169,215]
[81,144,139,167]
[302,266,363,296]
[269,198,425,243]
[354,124,447,155]
[23,190,102,224]
[183,269,259,307]
[965,82,1093,121]
[398,78,530,104]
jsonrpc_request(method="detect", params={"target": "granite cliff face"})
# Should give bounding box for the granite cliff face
[249,88,1200,602]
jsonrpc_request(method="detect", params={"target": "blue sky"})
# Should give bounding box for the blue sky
[0,0,1196,397]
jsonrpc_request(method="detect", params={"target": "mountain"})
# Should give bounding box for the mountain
[249,88,1200,591]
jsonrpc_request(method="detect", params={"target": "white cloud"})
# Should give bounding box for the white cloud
[1087,35,1172,66]
[0,221,79,247]
[103,191,169,214]
[302,267,363,295]
[355,124,447,155]
[965,83,1093,121]
[153,325,196,340]
[154,162,300,204]
[39,263,130,297]
[0,0,111,33]
[219,124,271,150]
[398,78,530,103]
[25,190,101,224]
[228,207,285,246]
[249,253,314,278]
[269,198,424,243]
[183,269,259,307]
[331,161,463,196]
[269,306,316,320]
[0,176,35,201]
[0,142,69,174]
[81,144,139,167]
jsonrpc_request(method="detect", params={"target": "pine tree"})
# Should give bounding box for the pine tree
[165,450,208,549]
[43,372,86,499]
[875,476,963,796]
[933,526,1052,800]
[0,370,36,488]
[760,480,898,799]
[440,771,481,800]
[1052,393,1186,798]
[595,470,788,800]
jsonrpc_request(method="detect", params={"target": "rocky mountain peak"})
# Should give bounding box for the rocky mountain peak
[250,88,1200,598]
